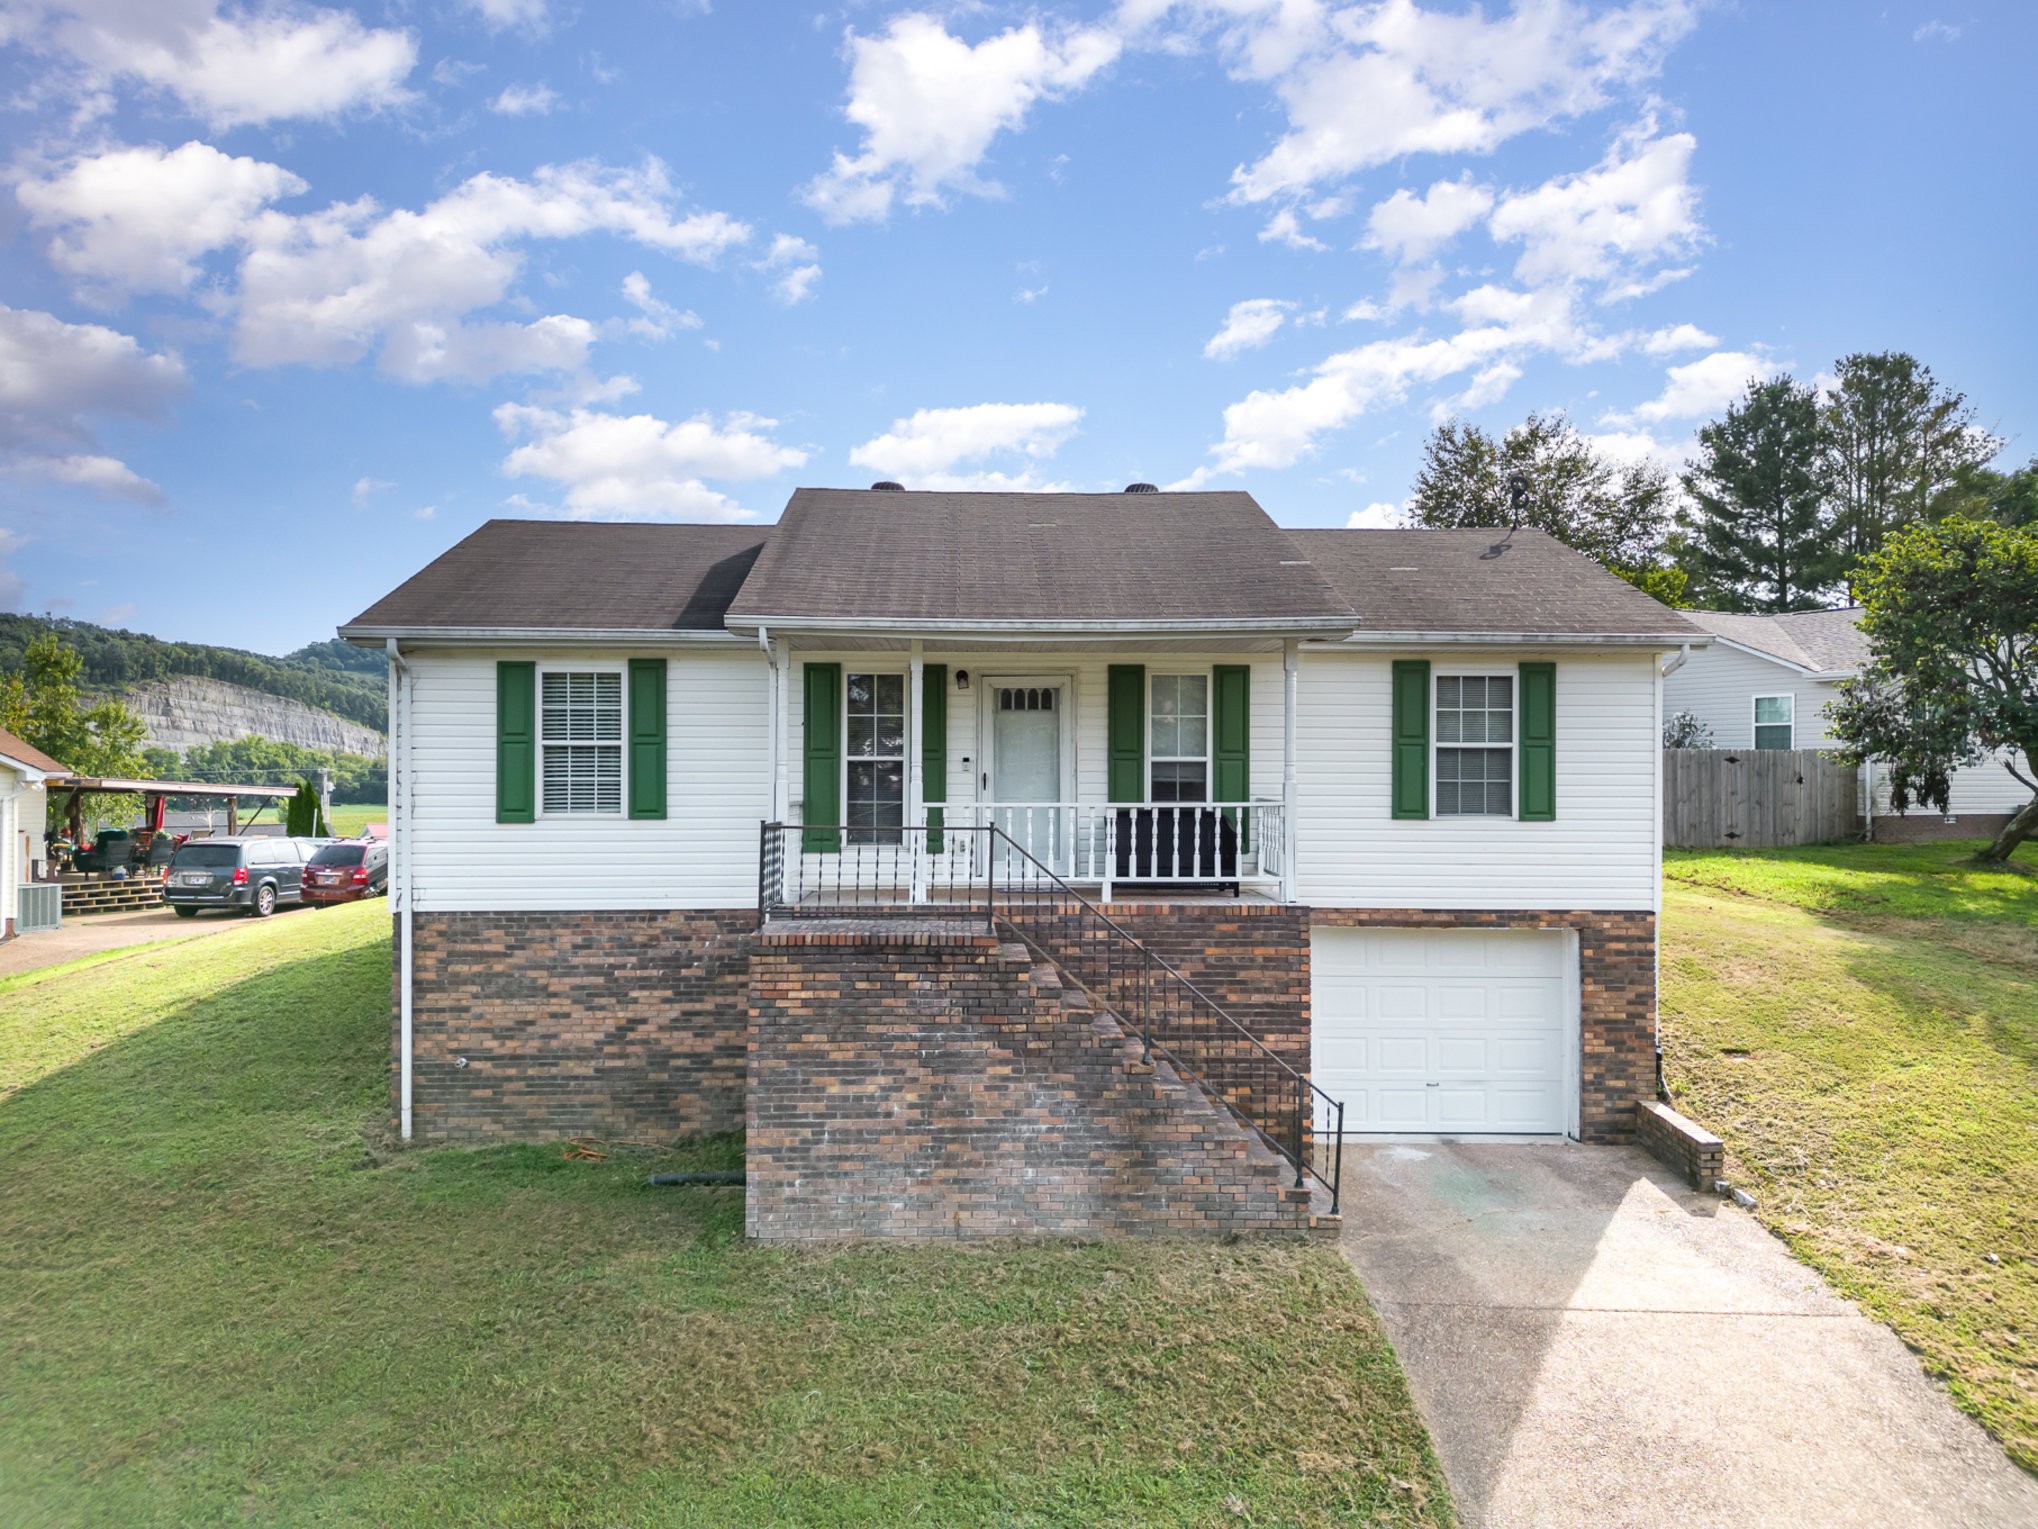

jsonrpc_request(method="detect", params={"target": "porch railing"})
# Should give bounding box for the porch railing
[952,800,1285,887]
[756,819,1343,1214]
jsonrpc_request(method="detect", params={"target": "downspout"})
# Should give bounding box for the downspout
[1652,645,1686,1104]
[386,638,413,1141]
[758,625,776,824]
[1282,640,1298,905]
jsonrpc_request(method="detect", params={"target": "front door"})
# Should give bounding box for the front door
[990,683,1066,871]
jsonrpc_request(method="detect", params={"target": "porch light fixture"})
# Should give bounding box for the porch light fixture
[955,669,970,691]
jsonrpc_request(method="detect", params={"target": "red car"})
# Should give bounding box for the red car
[302,841,389,904]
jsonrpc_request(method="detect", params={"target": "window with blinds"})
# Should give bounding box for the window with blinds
[1435,674,1514,817]
[541,670,623,814]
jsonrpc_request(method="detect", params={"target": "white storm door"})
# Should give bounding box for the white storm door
[989,682,1067,872]
[1310,928,1571,1135]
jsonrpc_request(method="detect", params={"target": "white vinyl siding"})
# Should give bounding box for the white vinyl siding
[1296,650,1660,911]
[404,647,768,910]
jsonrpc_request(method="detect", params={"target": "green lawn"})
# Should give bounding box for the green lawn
[324,801,387,837]
[0,903,1450,1528]
[1660,838,2038,1468]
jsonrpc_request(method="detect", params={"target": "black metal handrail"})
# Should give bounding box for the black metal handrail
[982,825,1342,1214]
[754,820,1344,1214]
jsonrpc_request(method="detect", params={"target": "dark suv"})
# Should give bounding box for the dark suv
[165,837,315,918]
[302,841,389,905]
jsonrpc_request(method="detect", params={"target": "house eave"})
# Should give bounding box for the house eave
[1322,630,1713,649]
[339,625,754,648]
[1701,632,1855,679]
[721,614,1360,640]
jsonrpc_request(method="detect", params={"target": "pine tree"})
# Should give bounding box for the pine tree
[1681,375,1841,612]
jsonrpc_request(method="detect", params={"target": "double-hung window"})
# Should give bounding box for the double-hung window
[1753,695,1794,750]
[541,669,623,814]
[845,671,906,844]
[1149,674,1209,803]
[1435,674,1513,817]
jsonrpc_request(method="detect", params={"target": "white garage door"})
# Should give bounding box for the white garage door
[1311,928,1572,1135]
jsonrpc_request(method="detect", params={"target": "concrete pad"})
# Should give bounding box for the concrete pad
[1337,1140,2038,1529]
[0,904,250,979]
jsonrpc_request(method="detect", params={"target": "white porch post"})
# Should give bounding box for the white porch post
[1282,639,1298,905]
[908,640,925,902]
[773,637,791,822]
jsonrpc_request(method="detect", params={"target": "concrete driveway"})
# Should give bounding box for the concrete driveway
[1338,1140,2038,1529]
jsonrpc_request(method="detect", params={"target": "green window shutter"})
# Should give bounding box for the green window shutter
[922,665,947,852]
[627,657,667,820]
[1107,664,1146,802]
[802,662,842,853]
[1518,661,1556,821]
[1211,665,1251,803]
[496,660,536,824]
[1390,659,1430,821]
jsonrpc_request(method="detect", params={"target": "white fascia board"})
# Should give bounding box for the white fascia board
[0,754,51,782]
[339,626,753,648]
[1321,630,1715,649]
[1701,632,1852,678]
[722,615,1359,638]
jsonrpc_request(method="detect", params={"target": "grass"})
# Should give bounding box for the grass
[0,902,1450,1528]
[324,802,387,837]
[1660,837,2038,1468]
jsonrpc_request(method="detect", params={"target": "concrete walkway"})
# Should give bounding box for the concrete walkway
[1337,1140,2038,1529]
[0,905,252,979]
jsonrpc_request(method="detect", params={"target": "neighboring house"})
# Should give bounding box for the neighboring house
[0,726,65,939]
[1665,608,2031,842]
[342,489,1704,1239]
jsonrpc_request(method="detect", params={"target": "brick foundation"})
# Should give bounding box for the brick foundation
[405,910,754,1143]
[745,920,1313,1241]
[1308,907,1658,1144]
[1636,1100,1723,1189]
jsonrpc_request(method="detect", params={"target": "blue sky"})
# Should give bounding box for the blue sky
[2,0,2031,654]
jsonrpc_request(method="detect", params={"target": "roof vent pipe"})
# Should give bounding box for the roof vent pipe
[1124,482,1158,493]
[870,480,904,491]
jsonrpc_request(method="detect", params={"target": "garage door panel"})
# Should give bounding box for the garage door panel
[1312,928,1572,1136]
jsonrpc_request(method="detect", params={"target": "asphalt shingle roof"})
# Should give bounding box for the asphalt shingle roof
[0,725,67,774]
[341,520,771,634]
[1680,607,1869,673]
[1287,528,1704,639]
[723,488,1357,627]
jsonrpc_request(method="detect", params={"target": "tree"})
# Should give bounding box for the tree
[1969,457,2038,530]
[1822,351,2002,566]
[1680,375,1840,612]
[1826,517,2038,864]
[0,631,148,779]
[1663,710,1714,749]
[1410,413,1682,597]
[284,779,329,837]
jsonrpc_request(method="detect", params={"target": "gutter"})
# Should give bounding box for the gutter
[1321,630,1714,650]
[721,614,1360,637]
[386,639,413,1142]
[341,626,750,648]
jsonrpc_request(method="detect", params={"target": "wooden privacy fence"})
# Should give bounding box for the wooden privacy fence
[1663,748,1860,849]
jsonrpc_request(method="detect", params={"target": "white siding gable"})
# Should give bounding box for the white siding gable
[1663,642,1840,750]
[1295,650,1660,912]
[405,647,769,911]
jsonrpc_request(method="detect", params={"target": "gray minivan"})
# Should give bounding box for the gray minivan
[165,836,316,918]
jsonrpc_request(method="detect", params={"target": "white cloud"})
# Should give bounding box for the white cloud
[17,0,417,128]
[234,159,749,382]
[494,403,806,520]
[1641,321,1717,356]
[0,305,184,502]
[1363,175,1493,265]
[1188,283,1604,477]
[1618,349,1779,424]
[1161,0,1698,206]
[1204,298,1293,359]
[1913,19,1961,42]
[1436,360,1523,417]
[351,475,394,505]
[754,233,821,305]
[468,0,547,27]
[1488,124,1701,294]
[490,83,560,115]
[1346,500,1407,528]
[802,12,1119,223]
[16,140,306,299]
[618,271,700,340]
[1583,428,1687,472]
[1258,208,1326,251]
[1014,283,1049,304]
[849,401,1083,479]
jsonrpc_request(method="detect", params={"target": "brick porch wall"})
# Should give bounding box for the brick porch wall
[1308,907,1658,1143]
[403,909,754,1143]
[746,921,1313,1241]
